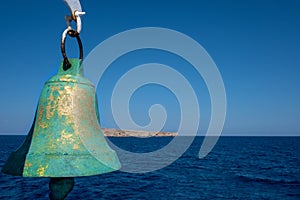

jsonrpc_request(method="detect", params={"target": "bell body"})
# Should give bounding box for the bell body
[2,59,121,177]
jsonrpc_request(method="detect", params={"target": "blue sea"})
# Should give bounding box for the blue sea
[0,136,299,199]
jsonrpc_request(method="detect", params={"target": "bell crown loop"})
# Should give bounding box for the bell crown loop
[61,29,83,71]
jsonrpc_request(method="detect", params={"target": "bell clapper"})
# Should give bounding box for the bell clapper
[49,177,75,200]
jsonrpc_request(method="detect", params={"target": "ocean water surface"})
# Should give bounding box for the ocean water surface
[0,136,299,199]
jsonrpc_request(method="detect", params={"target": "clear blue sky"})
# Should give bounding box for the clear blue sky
[0,0,299,136]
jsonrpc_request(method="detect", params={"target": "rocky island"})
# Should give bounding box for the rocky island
[102,128,178,137]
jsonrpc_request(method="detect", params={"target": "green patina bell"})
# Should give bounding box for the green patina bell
[2,58,121,177]
[2,2,120,199]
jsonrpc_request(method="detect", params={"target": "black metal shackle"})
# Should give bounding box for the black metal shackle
[61,29,83,71]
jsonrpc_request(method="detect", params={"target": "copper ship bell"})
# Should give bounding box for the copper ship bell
[2,58,121,177]
[2,3,121,199]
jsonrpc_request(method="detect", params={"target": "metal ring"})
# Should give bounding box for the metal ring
[61,28,83,70]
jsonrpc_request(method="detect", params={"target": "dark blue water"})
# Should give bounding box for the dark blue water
[0,136,299,199]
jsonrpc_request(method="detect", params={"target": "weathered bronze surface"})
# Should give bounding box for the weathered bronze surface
[2,58,121,177]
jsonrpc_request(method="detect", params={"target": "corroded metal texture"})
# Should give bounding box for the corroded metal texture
[3,58,120,177]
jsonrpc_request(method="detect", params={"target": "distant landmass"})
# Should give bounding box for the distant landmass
[102,128,178,137]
